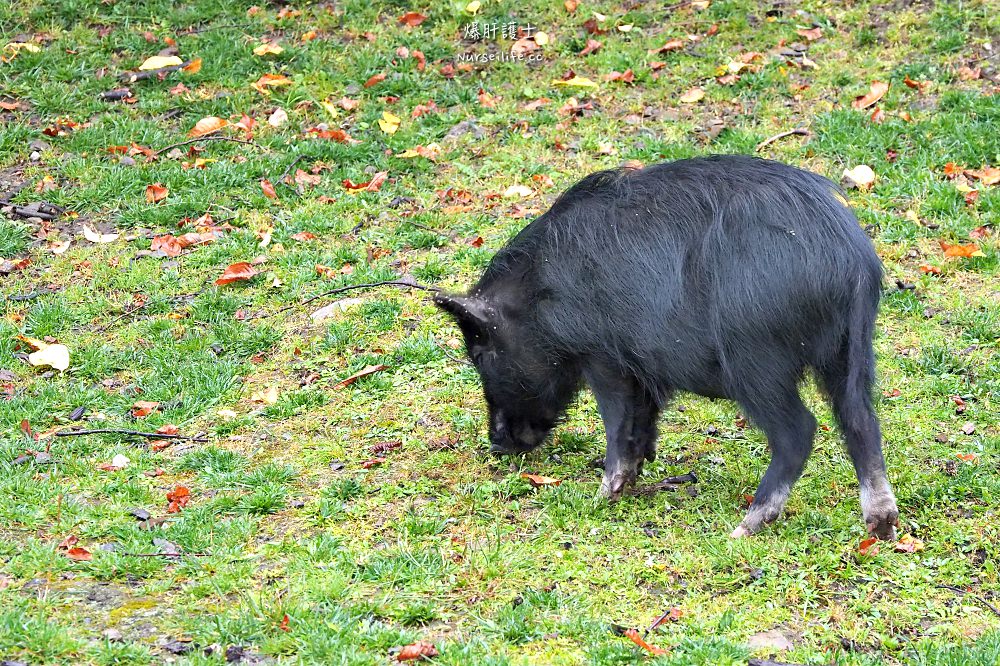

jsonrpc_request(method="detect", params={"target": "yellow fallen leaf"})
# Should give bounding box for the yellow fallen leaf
[28,342,71,372]
[679,87,705,103]
[378,110,402,134]
[320,99,340,117]
[534,31,550,46]
[465,0,481,14]
[504,184,533,198]
[553,76,598,89]
[253,42,284,56]
[250,386,279,404]
[842,165,876,190]
[82,224,119,243]
[138,55,183,70]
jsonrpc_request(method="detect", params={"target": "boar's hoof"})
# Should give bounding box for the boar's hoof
[866,514,899,541]
[729,524,752,539]
[599,472,635,502]
[489,443,518,456]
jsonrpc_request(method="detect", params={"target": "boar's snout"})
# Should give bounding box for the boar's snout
[488,409,548,455]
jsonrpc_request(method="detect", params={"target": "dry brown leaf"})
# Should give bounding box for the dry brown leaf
[852,81,889,109]
[215,262,259,285]
[188,116,228,138]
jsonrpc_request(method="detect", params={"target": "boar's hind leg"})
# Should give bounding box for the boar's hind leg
[731,388,817,538]
[586,367,662,502]
[817,358,898,540]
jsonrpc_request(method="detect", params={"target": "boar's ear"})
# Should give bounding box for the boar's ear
[433,294,494,330]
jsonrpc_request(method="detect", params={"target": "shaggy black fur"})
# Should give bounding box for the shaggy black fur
[436,155,899,539]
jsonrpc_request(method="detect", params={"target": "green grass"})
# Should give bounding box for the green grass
[1,0,998,664]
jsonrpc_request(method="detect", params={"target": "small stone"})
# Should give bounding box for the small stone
[30,151,40,161]
[119,156,136,167]
[129,508,151,521]
[102,628,123,641]
[163,640,193,655]
[225,645,245,662]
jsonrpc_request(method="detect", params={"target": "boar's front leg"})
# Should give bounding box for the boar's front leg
[585,366,662,501]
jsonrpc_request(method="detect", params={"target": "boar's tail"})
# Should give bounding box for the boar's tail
[843,270,881,410]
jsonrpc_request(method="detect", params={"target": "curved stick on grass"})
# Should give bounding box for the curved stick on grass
[248,280,440,320]
[937,584,1000,619]
[151,136,264,157]
[55,429,208,442]
[755,127,810,152]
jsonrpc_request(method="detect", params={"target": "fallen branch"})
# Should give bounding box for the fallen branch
[152,135,263,157]
[247,280,440,320]
[404,220,456,240]
[55,429,208,442]
[937,584,1000,619]
[755,127,810,152]
[275,154,307,188]
[120,60,195,84]
[121,551,207,558]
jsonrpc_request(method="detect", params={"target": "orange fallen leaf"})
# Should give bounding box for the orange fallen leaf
[398,12,427,27]
[251,73,293,94]
[131,400,160,418]
[858,537,880,556]
[520,473,561,487]
[852,81,889,109]
[623,628,668,656]
[964,166,1000,186]
[342,171,387,193]
[969,226,990,240]
[943,162,964,177]
[188,116,227,138]
[145,183,168,203]
[333,364,389,389]
[939,240,984,258]
[58,535,79,549]
[956,452,978,463]
[796,27,822,41]
[396,641,438,661]
[66,547,93,561]
[215,262,258,285]
[166,485,191,513]
[649,38,684,54]
[894,534,925,553]
[361,457,386,469]
[291,231,317,241]
[151,234,183,257]
[919,263,941,274]
[279,613,290,632]
[260,178,278,199]
[182,58,202,73]
[157,424,179,435]
[364,72,386,88]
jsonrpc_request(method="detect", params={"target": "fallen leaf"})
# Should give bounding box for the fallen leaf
[182,58,202,73]
[291,231,317,241]
[520,473,561,487]
[842,165,876,190]
[679,87,705,103]
[553,75,598,89]
[58,535,78,549]
[342,171,387,193]
[145,183,168,203]
[215,262,259,285]
[956,452,978,463]
[260,179,278,199]
[852,81,889,109]
[131,400,160,418]
[957,65,981,81]
[188,116,227,138]
[364,72,386,88]
[961,422,976,435]
[623,628,667,656]
[504,184,533,199]
[361,457,386,469]
[894,534,925,553]
[166,485,191,513]
[82,224,119,243]
[964,166,1000,186]
[267,107,288,127]
[253,42,284,56]
[379,110,402,134]
[564,0,579,11]
[919,263,942,275]
[279,613,291,632]
[796,27,822,41]
[580,39,602,56]
[858,537,880,556]
[250,386,279,404]
[333,364,389,389]
[939,240,984,258]
[138,55,182,70]
[968,225,990,240]
[27,342,70,372]
[904,75,927,91]
[396,641,438,661]
[151,234,183,257]
[251,73,293,94]
[649,38,684,54]
[398,12,427,27]
[66,547,93,561]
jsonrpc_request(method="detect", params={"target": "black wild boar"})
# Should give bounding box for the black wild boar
[435,155,898,539]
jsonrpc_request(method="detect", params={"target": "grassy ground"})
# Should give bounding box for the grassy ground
[1,0,998,664]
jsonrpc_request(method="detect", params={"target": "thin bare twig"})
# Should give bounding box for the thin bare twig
[120,60,195,84]
[275,155,307,188]
[756,127,810,152]
[937,584,1000,618]
[55,429,208,442]
[404,220,455,239]
[247,280,440,320]
[121,552,208,557]
[152,136,263,157]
